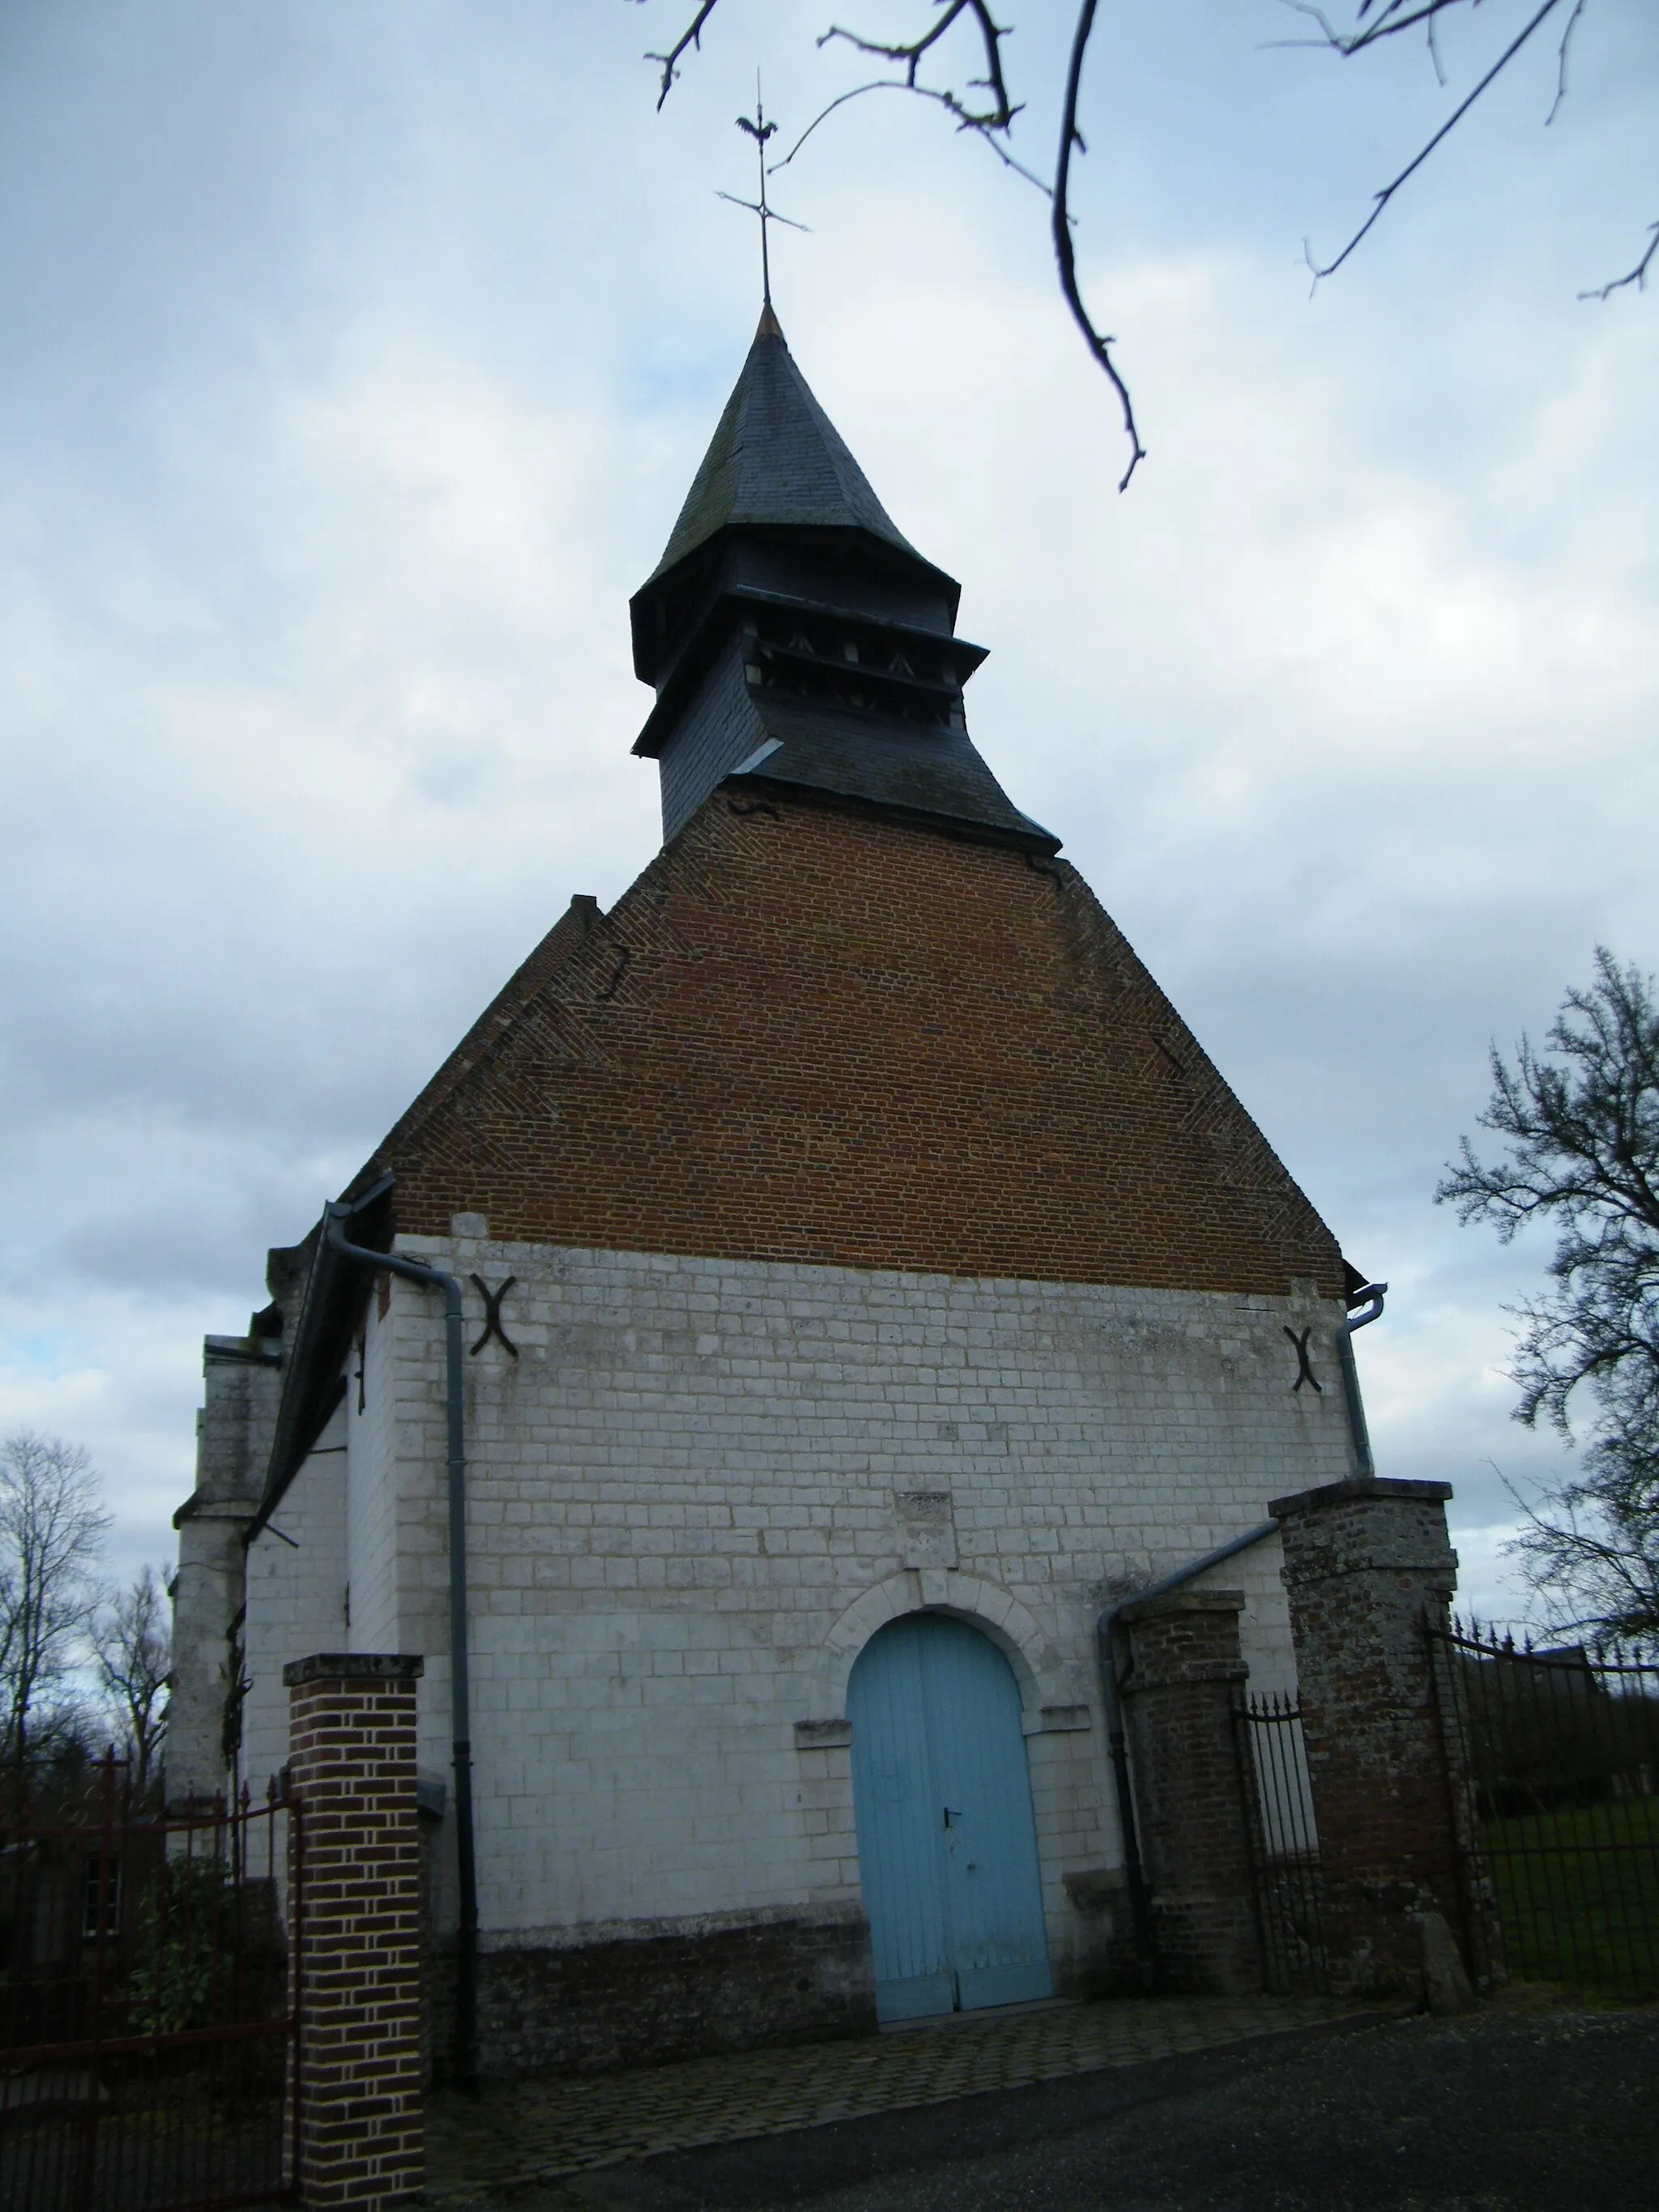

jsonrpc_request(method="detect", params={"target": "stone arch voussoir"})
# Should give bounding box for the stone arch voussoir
[811,1571,1063,1721]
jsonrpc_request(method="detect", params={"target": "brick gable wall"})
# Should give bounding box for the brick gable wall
[377,889,599,1161]
[369,793,1341,1297]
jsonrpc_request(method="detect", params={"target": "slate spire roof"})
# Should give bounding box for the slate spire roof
[628,309,1056,857]
[645,307,932,587]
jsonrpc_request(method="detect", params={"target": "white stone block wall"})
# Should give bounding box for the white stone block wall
[1190,1532,1296,1696]
[345,1285,403,1653]
[242,1410,348,1796]
[235,1234,1358,1989]
[170,1341,282,1805]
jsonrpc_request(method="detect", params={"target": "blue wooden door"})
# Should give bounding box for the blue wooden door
[848,1614,1052,2022]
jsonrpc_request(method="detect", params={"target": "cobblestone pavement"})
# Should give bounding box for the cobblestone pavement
[426,1995,1384,2201]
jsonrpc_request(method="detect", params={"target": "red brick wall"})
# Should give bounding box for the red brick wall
[285,1654,424,2210]
[368,792,1341,1297]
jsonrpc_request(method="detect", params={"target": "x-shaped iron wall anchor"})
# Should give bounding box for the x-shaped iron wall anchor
[470,1274,518,1359]
[1283,1324,1323,1394]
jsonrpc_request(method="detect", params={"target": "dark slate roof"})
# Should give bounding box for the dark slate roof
[740,694,1060,854]
[646,309,932,584]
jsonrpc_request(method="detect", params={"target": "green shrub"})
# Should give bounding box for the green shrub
[127,1855,240,2035]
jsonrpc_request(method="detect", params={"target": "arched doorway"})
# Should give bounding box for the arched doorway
[847,1613,1051,2022]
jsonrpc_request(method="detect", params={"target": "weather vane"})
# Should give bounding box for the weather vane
[717,76,808,309]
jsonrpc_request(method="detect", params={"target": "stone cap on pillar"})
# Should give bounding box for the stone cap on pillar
[1269,1477,1452,1520]
[1270,1479,1457,1586]
[1117,1588,1246,1627]
[281,1652,425,1686]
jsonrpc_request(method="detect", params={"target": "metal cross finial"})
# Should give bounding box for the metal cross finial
[717,75,808,308]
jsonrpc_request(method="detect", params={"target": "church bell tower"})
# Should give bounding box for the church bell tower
[629,309,1058,855]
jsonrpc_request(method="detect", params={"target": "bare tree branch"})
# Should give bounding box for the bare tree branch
[92,1564,171,1799]
[1277,0,1535,61]
[1302,0,1572,283]
[1506,1470,1659,1646]
[1052,0,1144,489]
[817,0,1019,130]
[638,0,721,111]
[780,2,1048,190]
[1580,220,1659,301]
[1425,2,1448,90]
[810,0,1148,487]
[770,79,1051,194]
[1546,0,1589,126]
[643,0,1144,485]
[648,1,1046,187]
[638,0,1640,483]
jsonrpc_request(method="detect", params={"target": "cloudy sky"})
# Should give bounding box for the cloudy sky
[2,0,1654,1617]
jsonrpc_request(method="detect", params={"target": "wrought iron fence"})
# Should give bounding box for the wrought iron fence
[1235,1691,1329,1994]
[1431,1619,1659,2000]
[0,1754,298,2212]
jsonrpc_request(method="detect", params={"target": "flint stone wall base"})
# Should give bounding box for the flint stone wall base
[428,1906,876,2082]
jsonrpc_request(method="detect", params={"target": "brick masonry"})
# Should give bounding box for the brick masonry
[1272,1478,1482,1995]
[219,784,1369,2073]
[365,793,1344,1298]
[239,1238,1355,2073]
[285,1653,425,2209]
[1118,1589,1260,1996]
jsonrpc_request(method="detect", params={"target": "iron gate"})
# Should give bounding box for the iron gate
[1431,1620,1659,2000]
[0,1755,298,2212]
[1235,1691,1330,1994]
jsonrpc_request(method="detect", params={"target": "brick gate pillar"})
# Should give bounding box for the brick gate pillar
[1117,1589,1261,1995]
[285,1653,425,2210]
[1271,1477,1481,1996]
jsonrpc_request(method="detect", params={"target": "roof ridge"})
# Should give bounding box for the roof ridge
[366,895,600,1168]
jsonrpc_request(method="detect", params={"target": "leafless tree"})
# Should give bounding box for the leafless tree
[1438,952,1659,1643]
[636,0,1653,490]
[92,1564,172,1799]
[0,1430,111,1788]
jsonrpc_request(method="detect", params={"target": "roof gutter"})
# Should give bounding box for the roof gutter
[1095,1519,1280,1992]
[322,1187,480,2093]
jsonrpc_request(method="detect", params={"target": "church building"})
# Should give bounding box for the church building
[171,309,1369,2078]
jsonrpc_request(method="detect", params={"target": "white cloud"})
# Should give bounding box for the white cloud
[2,2,1655,1622]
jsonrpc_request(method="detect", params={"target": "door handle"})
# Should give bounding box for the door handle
[942,1807,964,1829]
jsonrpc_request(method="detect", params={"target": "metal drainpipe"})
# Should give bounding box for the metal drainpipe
[1094,1284,1385,1985]
[1338,1282,1388,1481]
[324,1202,480,2091]
[1096,1519,1281,1991]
